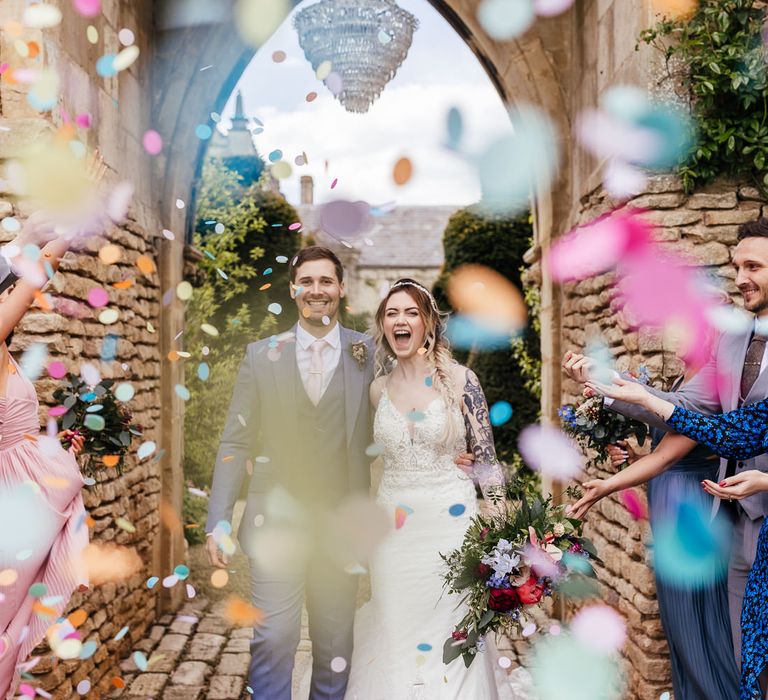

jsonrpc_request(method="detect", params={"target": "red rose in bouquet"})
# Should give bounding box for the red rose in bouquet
[476,563,492,578]
[516,574,545,605]
[488,587,519,612]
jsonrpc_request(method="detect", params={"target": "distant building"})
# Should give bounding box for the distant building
[297,176,454,317]
[207,90,275,188]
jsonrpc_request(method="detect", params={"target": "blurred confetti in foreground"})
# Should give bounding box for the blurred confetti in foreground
[518,424,582,481]
[530,629,624,700]
[652,497,731,588]
[80,542,143,585]
[446,264,527,350]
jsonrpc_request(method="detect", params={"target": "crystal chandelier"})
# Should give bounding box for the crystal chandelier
[293,0,419,114]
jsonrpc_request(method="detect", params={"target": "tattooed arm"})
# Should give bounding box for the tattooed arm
[454,366,506,517]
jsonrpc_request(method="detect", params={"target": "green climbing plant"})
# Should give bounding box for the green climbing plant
[639,0,768,191]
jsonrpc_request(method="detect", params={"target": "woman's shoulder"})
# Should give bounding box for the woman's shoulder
[369,375,387,407]
[449,363,475,392]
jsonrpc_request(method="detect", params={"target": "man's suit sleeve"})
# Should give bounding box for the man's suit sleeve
[608,352,721,431]
[205,347,261,532]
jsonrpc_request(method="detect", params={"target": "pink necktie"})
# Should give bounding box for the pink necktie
[307,339,325,405]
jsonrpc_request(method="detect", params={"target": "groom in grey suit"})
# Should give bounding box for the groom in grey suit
[205,246,375,700]
[563,216,768,664]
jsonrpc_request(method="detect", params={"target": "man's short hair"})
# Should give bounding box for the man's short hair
[737,216,768,242]
[289,246,344,283]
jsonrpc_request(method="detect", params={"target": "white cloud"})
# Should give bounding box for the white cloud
[218,0,513,206]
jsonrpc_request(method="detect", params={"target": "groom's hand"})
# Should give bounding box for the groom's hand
[205,535,229,568]
[455,451,475,476]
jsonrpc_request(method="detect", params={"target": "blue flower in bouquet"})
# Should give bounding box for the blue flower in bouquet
[557,405,577,427]
[487,572,512,589]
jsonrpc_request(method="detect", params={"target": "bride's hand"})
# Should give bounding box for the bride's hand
[567,479,611,520]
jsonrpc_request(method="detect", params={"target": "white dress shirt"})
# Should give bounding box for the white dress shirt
[296,322,341,401]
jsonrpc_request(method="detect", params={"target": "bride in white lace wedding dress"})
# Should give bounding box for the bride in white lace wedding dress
[344,280,535,700]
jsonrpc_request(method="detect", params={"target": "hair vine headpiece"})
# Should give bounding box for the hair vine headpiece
[390,279,439,313]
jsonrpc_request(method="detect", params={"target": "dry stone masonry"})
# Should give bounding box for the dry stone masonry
[560,175,765,700]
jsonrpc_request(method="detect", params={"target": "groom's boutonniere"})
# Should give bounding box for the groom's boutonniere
[349,340,367,369]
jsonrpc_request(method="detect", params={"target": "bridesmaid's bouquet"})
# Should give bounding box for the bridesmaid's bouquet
[441,482,599,667]
[559,368,649,467]
[53,374,141,478]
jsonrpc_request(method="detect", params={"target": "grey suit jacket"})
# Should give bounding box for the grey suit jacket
[610,325,768,519]
[205,324,375,548]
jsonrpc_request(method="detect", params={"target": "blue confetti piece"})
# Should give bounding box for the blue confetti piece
[446,315,517,351]
[195,124,213,140]
[197,362,210,381]
[174,564,190,580]
[204,250,216,260]
[81,391,97,402]
[490,401,513,427]
[263,267,273,275]
[417,643,433,652]
[446,106,463,150]
[175,385,190,401]
[114,625,129,641]
[448,503,466,517]
[406,410,425,422]
[271,223,283,228]
[96,54,117,78]
[101,333,119,362]
[79,640,98,660]
[424,376,433,387]
[85,404,104,413]
[146,576,159,589]
[133,651,148,671]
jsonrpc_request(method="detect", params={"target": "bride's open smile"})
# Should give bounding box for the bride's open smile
[383,290,426,359]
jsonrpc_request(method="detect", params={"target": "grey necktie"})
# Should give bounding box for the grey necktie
[740,334,768,404]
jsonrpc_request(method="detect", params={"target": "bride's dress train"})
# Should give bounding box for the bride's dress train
[345,388,535,699]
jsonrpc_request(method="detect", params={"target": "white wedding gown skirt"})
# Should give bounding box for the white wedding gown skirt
[344,390,534,700]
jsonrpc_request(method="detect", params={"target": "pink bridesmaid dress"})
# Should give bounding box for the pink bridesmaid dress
[0,357,87,699]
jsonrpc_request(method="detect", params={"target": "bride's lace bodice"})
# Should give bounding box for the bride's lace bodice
[374,388,475,501]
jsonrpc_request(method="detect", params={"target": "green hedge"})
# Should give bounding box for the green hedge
[433,206,540,465]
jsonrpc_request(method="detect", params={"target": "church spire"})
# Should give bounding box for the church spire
[231,90,249,131]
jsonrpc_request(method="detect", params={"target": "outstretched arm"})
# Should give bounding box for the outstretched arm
[568,433,696,519]
[664,400,768,460]
[458,367,505,516]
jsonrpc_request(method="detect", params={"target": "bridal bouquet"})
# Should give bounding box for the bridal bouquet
[441,483,599,667]
[559,368,649,467]
[53,374,141,478]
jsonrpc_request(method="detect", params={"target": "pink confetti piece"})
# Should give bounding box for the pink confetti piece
[330,178,338,189]
[545,209,652,283]
[288,222,302,231]
[142,130,163,155]
[48,406,68,417]
[518,424,582,481]
[87,287,109,308]
[72,0,101,17]
[571,604,626,654]
[0,64,8,75]
[75,113,92,129]
[618,489,647,520]
[47,362,67,380]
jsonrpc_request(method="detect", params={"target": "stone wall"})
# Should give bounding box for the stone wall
[0,0,175,696]
[559,176,765,699]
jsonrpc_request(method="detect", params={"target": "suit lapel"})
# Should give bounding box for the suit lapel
[340,326,365,447]
[726,326,753,410]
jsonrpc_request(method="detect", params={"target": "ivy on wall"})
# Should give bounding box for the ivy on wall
[639,0,768,191]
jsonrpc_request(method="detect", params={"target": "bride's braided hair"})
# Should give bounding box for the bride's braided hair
[372,279,463,442]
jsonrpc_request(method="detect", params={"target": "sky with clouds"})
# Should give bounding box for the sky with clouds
[217,0,512,207]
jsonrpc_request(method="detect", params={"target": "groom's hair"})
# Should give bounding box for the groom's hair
[290,246,344,283]
[737,217,768,242]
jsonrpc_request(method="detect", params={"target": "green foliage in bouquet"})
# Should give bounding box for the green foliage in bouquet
[53,374,140,479]
[441,478,600,667]
[559,396,648,468]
